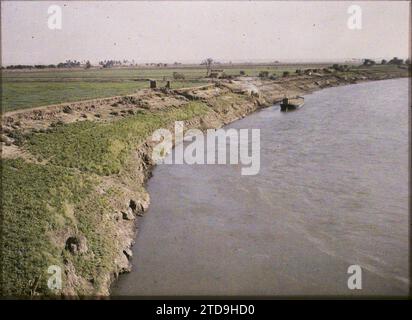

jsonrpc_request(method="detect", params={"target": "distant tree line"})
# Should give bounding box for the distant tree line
[4,64,60,70]
[57,60,81,68]
[5,60,86,69]
[4,64,53,69]
[99,60,121,68]
[2,59,144,70]
[363,57,410,66]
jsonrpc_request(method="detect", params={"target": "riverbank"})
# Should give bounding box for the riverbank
[113,78,409,296]
[1,66,409,296]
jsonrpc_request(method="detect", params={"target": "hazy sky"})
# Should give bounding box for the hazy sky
[1,1,410,65]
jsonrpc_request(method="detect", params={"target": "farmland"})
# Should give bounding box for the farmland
[2,63,329,112]
[1,66,210,112]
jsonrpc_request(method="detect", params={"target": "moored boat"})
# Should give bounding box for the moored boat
[280,96,304,112]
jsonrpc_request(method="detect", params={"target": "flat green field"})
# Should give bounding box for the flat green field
[3,63,397,113]
[1,80,204,112]
[1,66,215,112]
[1,64,313,112]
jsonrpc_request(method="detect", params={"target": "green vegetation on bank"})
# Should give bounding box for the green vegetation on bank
[2,102,211,296]
[24,102,210,175]
[2,158,119,296]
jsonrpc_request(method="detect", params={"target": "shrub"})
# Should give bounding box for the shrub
[63,105,73,114]
[7,130,25,146]
[363,59,376,66]
[173,72,185,80]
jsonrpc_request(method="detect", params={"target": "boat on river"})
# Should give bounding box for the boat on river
[280,96,304,112]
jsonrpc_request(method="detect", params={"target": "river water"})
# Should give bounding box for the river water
[113,78,409,296]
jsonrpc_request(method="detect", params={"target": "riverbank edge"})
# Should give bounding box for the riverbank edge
[108,71,409,297]
[1,68,409,297]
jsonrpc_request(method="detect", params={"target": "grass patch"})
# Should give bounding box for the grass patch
[24,102,210,175]
[1,80,207,112]
[1,158,119,296]
[1,81,142,112]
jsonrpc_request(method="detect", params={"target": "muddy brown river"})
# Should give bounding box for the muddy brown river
[112,78,409,296]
